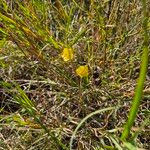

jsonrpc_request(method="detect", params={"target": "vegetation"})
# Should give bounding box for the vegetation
[0,0,149,149]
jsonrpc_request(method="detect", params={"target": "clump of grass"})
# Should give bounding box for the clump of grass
[0,81,68,149]
[0,0,149,149]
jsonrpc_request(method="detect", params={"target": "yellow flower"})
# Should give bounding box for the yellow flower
[76,65,89,78]
[61,48,73,62]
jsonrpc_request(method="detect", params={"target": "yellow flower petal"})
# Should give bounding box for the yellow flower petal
[76,65,89,78]
[61,48,73,62]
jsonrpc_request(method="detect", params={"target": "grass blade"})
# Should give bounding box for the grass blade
[121,0,149,141]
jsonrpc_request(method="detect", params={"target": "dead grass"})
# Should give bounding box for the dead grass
[0,0,150,149]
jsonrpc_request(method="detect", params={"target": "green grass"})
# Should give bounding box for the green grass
[121,0,149,142]
[0,0,150,149]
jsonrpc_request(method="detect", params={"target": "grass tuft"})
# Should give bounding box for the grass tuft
[0,0,149,149]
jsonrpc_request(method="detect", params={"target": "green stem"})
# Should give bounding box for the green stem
[121,0,149,141]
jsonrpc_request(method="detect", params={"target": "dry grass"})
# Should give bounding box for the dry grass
[0,0,150,149]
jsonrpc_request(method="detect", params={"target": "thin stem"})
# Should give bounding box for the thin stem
[121,0,149,141]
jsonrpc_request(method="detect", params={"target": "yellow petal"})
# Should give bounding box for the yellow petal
[76,65,89,78]
[61,48,73,62]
